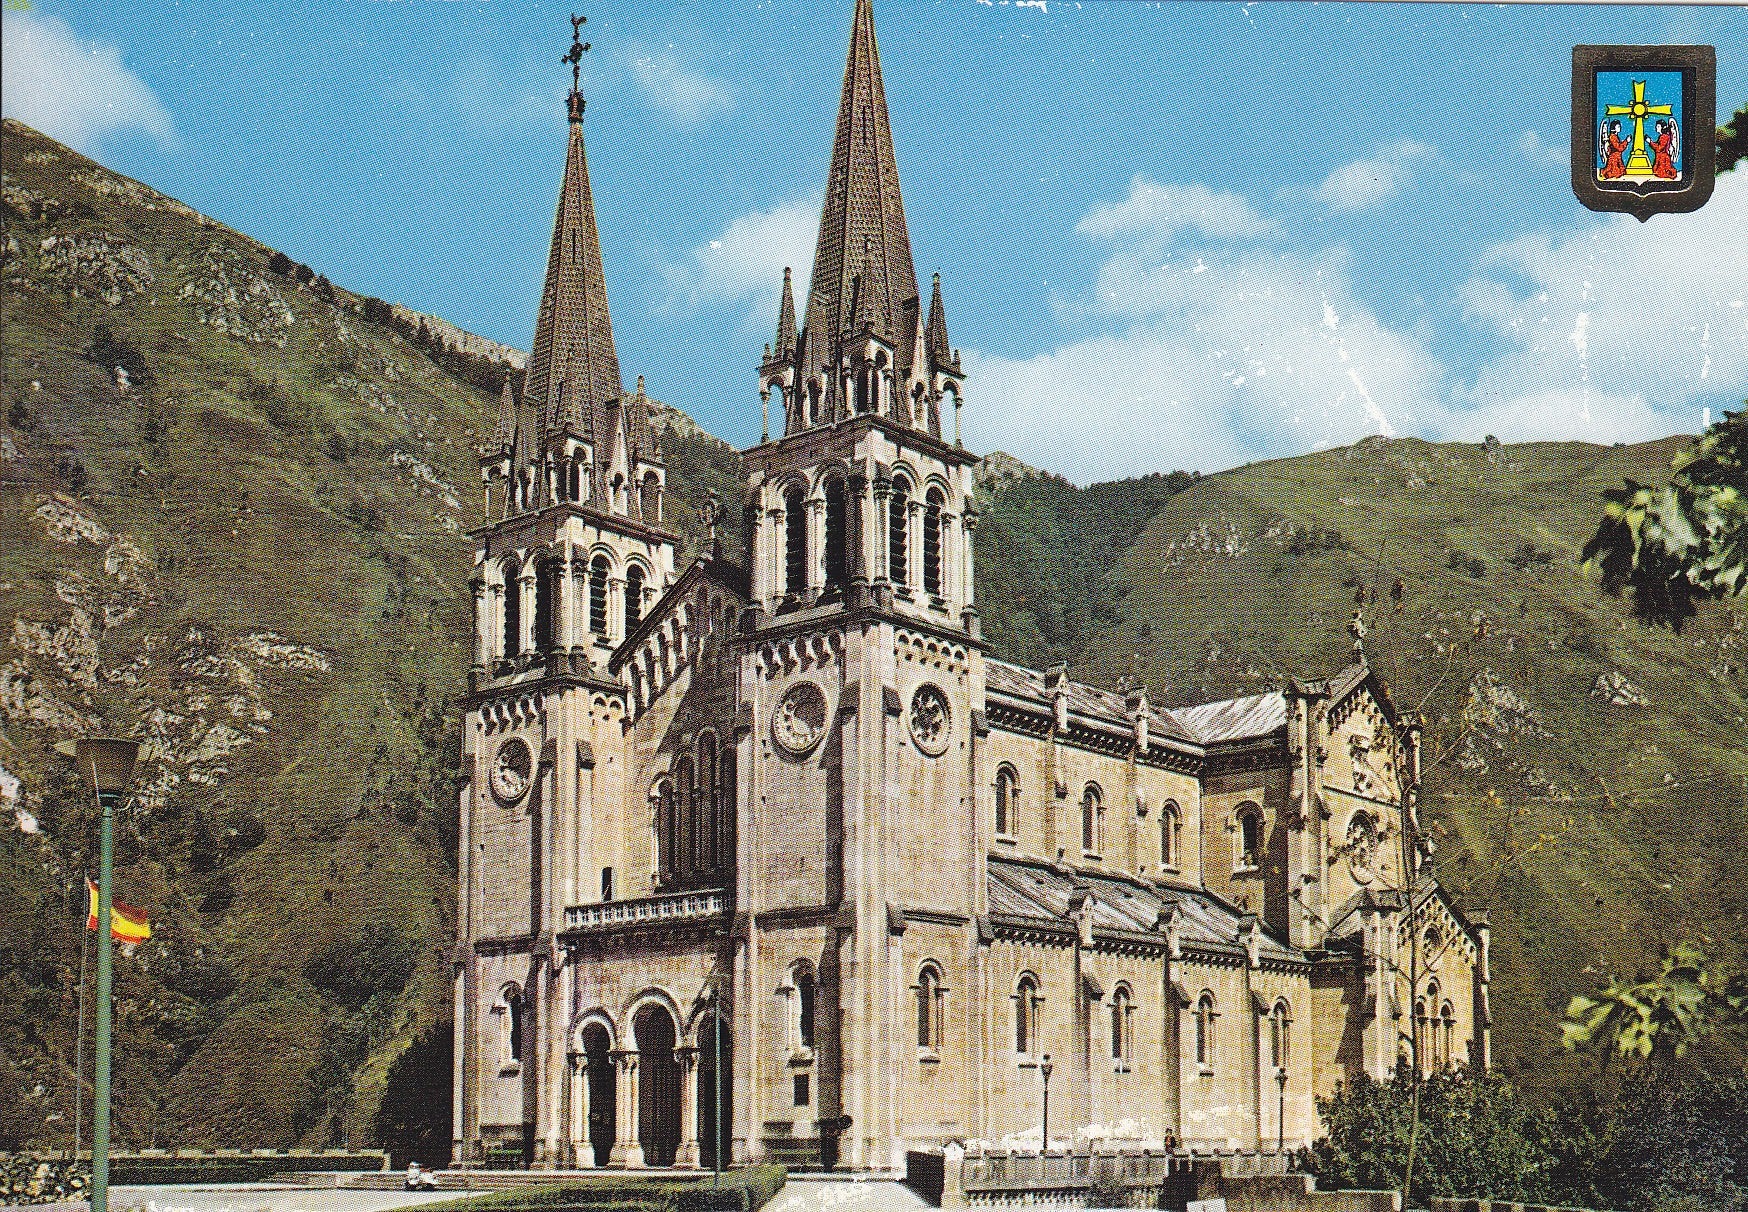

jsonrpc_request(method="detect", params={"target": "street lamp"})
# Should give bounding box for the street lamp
[1039,1053,1053,1155]
[61,737,140,1212]
[1276,1066,1288,1155]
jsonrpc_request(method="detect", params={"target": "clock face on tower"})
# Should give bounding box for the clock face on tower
[490,737,533,805]
[910,683,951,755]
[773,682,829,757]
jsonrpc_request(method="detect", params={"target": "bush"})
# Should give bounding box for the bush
[304,922,419,1007]
[1,1155,89,1205]
[673,1165,786,1212]
[268,250,293,276]
[87,322,153,387]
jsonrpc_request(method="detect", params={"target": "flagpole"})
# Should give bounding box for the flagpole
[75,906,90,1162]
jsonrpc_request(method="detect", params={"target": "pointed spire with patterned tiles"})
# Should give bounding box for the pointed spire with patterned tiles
[523,43,623,445]
[924,270,952,369]
[775,266,798,355]
[797,0,920,401]
[492,372,518,454]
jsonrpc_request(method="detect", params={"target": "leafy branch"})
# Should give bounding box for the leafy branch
[1561,943,1748,1063]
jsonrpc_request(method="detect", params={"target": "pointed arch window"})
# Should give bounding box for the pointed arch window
[1413,997,1429,1071]
[502,559,523,659]
[589,556,609,638]
[923,488,945,598]
[656,779,676,881]
[698,733,717,871]
[672,756,694,879]
[640,472,661,523]
[888,479,910,591]
[1111,984,1134,1072]
[1014,974,1040,1058]
[995,765,1019,838]
[784,486,808,598]
[1439,1001,1456,1068]
[570,458,586,502]
[499,984,525,1069]
[797,964,816,1050]
[916,963,945,1053]
[823,475,848,594]
[625,564,645,630]
[1270,998,1292,1072]
[1195,991,1217,1071]
[1237,801,1263,870]
[717,748,737,872]
[1081,783,1104,856]
[1161,799,1182,870]
[534,557,555,652]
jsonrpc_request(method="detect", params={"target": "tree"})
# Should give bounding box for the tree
[267,250,294,276]
[1562,942,1748,1064]
[1582,408,1747,630]
[1717,102,1748,175]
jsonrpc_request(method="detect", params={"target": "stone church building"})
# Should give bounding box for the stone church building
[452,0,1490,1174]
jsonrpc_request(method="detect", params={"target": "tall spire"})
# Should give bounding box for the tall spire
[924,270,950,366]
[775,266,798,354]
[524,14,622,442]
[798,0,920,391]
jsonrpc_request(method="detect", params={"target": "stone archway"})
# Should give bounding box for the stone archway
[696,1011,733,1171]
[634,1004,681,1167]
[580,1023,616,1169]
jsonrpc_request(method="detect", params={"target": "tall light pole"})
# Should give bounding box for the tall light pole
[63,737,140,1212]
[1039,1054,1053,1155]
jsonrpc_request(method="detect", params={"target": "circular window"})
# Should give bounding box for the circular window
[773,682,829,756]
[490,737,533,805]
[910,684,952,755]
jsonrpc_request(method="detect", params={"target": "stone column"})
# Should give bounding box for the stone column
[471,578,489,671]
[806,496,826,600]
[675,1046,700,1167]
[610,1051,643,1167]
[942,511,960,609]
[558,545,575,658]
[488,583,505,670]
[763,506,784,608]
[871,477,892,587]
[907,499,924,597]
[567,1049,591,1167]
[518,570,537,659]
[608,576,626,646]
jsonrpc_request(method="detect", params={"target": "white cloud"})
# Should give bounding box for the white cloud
[656,193,820,336]
[1515,129,1568,169]
[1450,170,1748,432]
[962,174,1745,483]
[447,58,559,134]
[1078,177,1276,244]
[966,222,1441,480]
[1315,140,1434,212]
[630,51,733,126]
[0,10,177,155]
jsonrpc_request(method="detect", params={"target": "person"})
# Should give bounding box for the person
[1650,118,1679,179]
[1598,119,1628,179]
[405,1162,440,1190]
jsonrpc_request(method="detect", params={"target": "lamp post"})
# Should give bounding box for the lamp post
[1276,1066,1288,1155]
[63,737,140,1212]
[1039,1053,1053,1155]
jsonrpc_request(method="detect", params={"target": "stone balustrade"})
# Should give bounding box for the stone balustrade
[563,889,729,932]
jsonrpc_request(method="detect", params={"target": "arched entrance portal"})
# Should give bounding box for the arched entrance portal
[581,1023,616,1168]
[696,1012,733,1170]
[634,1005,681,1167]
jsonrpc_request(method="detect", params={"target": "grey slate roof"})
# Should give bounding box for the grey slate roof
[987,854,1300,963]
[984,658,1291,748]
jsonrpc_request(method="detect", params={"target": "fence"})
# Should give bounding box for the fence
[1429,1200,1623,1212]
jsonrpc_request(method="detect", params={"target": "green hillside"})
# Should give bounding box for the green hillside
[3,116,1742,1152]
[975,436,1748,1097]
[0,119,738,1151]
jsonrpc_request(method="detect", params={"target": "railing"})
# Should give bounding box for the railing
[563,888,730,932]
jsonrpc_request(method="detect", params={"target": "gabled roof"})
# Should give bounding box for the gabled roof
[987,854,1300,963]
[1175,692,1287,744]
[984,658,1196,746]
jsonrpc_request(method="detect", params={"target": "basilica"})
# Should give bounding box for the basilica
[451,0,1490,1174]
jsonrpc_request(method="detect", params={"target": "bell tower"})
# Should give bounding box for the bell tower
[734,0,986,1172]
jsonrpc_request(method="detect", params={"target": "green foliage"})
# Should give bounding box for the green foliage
[1717,102,1748,175]
[86,321,152,387]
[1309,1068,1560,1206]
[1562,943,1748,1062]
[1583,407,1747,630]
[304,922,419,1008]
[425,1165,786,1212]
[374,1018,454,1169]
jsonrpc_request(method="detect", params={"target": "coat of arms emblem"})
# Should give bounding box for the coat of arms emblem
[1572,45,1715,221]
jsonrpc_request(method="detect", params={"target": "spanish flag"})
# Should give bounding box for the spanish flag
[85,877,151,944]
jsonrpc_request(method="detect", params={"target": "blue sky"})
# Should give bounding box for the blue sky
[4,0,1746,482]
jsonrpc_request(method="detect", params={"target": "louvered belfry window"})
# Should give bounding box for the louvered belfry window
[785,487,808,597]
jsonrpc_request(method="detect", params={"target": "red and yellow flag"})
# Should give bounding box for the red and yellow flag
[85,877,151,944]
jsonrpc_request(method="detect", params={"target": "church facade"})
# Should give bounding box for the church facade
[451,0,1491,1174]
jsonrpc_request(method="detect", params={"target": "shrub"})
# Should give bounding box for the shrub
[268,250,294,276]
[87,322,153,387]
[304,921,419,1007]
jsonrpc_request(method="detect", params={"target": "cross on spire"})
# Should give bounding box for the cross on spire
[563,14,591,119]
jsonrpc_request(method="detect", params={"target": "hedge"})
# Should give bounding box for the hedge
[416,1165,786,1212]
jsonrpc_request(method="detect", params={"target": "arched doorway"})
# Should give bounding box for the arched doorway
[696,1011,733,1171]
[581,1023,616,1169]
[634,1005,681,1167]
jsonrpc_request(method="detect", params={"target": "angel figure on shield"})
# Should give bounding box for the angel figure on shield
[1598,119,1628,179]
[1650,118,1680,179]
